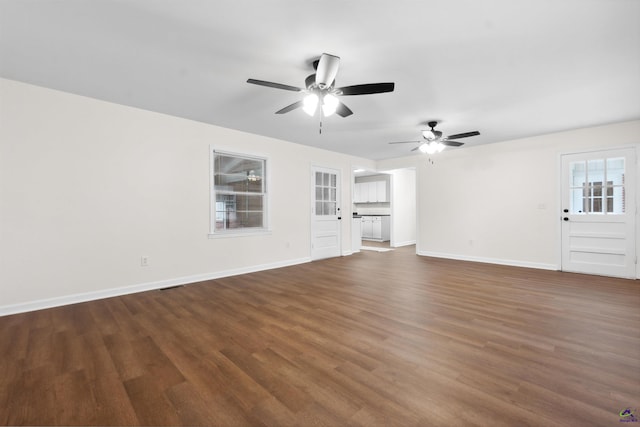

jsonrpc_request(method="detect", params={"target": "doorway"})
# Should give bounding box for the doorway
[311,166,342,260]
[560,147,636,278]
[352,167,416,251]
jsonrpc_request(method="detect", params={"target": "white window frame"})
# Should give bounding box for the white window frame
[209,148,270,238]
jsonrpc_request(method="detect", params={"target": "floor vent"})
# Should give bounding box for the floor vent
[159,285,184,291]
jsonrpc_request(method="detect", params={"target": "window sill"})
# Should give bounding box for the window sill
[208,229,272,239]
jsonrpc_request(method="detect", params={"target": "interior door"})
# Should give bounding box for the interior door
[311,166,341,260]
[561,148,636,278]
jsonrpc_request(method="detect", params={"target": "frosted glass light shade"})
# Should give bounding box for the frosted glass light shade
[303,93,319,116]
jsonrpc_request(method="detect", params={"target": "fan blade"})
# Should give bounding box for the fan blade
[389,141,421,144]
[335,101,353,118]
[316,53,340,88]
[247,79,302,92]
[446,131,480,139]
[275,100,304,114]
[442,140,464,147]
[337,82,395,96]
[411,146,421,152]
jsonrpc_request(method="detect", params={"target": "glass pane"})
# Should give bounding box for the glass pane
[316,172,322,186]
[570,161,586,187]
[592,197,603,213]
[315,187,322,201]
[233,211,263,228]
[330,174,336,187]
[570,188,585,214]
[606,157,625,185]
[236,194,263,211]
[316,201,323,214]
[330,188,336,202]
[325,202,336,216]
[610,186,626,214]
[323,173,329,186]
[214,154,264,194]
[588,159,605,183]
[323,187,329,200]
[606,197,614,213]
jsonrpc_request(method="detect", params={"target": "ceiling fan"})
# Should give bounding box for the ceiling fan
[389,121,480,154]
[247,53,395,119]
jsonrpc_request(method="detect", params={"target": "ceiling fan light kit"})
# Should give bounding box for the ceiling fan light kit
[321,93,339,117]
[303,93,319,116]
[419,141,446,154]
[247,53,395,120]
[389,120,480,155]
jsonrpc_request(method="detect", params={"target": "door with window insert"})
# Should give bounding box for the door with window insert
[311,166,341,260]
[561,148,636,278]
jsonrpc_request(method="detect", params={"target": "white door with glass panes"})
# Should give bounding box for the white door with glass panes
[561,148,636,278]
[311,166,341,260]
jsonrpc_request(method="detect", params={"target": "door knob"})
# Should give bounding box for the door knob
[563,209,569,213]
[563,217,569,221]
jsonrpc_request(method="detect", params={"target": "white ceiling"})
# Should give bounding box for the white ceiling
[1,0,639,160]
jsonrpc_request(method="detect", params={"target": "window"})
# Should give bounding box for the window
[314,171,337,216]
[210,151,267,234]
[569,157,625,214]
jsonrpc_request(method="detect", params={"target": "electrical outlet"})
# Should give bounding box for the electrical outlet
[141,256,149,267]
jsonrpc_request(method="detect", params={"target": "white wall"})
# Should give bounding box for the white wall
[2,78,637,315]
[378,120,640,271]
[0,79,374,314]
[388,168,416,247]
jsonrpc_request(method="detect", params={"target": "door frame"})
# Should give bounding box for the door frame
[557,145,638,278]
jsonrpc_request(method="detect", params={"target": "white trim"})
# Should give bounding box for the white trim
[417,250,558,271]
[342,250,354,256]
[393,240,416,247]
[208,230,272,239]
[0,257,311,317]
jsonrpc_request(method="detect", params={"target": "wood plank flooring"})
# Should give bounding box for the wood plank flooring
[1,246,639,426]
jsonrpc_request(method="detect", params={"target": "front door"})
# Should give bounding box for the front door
[561,148,636,278]
[311,166,341,260]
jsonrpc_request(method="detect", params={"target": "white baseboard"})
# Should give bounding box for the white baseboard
[0,257,312,317]
[392,240,416,248]
[417,250,558,271]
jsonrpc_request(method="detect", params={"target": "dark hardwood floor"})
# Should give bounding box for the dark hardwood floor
[1,246,639,426]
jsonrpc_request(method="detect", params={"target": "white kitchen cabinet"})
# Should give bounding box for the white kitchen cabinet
[367,182,377,202]
[361,215,390,241]
[353,182,369,203]
[361,216,373,238]
[354,181,388,203]
[372,217,382,239]
[376,181,387,202]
